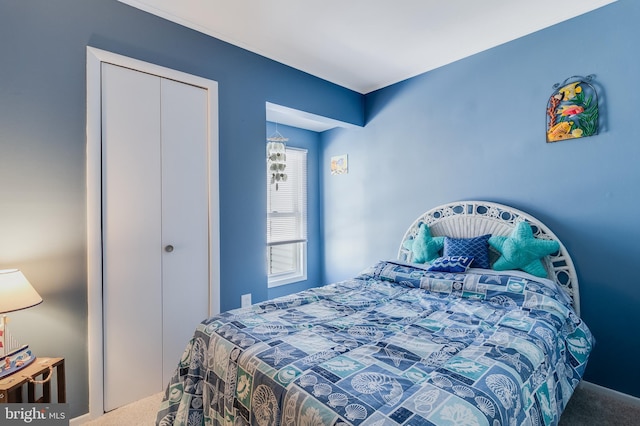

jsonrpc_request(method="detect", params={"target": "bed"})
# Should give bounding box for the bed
[156,200,594,426]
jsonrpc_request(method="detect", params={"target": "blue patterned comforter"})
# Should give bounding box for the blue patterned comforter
[156,261,594,426]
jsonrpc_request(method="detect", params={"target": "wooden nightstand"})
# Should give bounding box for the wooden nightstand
[0,357,66,403]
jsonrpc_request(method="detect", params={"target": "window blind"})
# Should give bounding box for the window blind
[267,147,307,247]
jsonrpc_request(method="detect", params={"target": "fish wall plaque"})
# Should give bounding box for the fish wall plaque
[546,75,599,143]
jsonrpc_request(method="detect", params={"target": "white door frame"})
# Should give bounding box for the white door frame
[86,46,220,419]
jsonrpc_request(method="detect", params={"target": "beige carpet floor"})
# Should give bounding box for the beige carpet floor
[82,392,163,426]
[81,384,640,425]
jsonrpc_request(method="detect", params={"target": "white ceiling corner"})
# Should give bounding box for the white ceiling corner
[266,102,359,132]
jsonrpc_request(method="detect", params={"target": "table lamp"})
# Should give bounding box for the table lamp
[0,269,42,376]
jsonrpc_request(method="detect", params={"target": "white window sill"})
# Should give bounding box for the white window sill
[268,272,307,288]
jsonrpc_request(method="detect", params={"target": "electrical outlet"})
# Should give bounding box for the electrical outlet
[241,293,252,308]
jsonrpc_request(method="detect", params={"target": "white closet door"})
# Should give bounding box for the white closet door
[160,78,209,385]
[102,64,210,411]
[102,63,163,411]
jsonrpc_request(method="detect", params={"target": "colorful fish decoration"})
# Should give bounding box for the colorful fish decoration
[546,75,599,142]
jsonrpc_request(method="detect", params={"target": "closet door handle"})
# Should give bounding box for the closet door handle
[165,245,174,253]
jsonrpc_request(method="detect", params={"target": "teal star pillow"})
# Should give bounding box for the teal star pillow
[488,221,560,278]
[403,224,444,263]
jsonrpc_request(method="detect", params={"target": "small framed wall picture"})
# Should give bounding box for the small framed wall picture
[330,154,348,175]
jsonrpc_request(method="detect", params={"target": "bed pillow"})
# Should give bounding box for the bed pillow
[402,224,444,263]
[427,256,474,273]
[443,234,491,269]
[488,221,560,278]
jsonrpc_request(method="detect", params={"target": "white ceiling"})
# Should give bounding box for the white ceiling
[119,0,616,131]
[119,0,615,95]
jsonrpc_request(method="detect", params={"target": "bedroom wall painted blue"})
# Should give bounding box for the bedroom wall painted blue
[321,0,639,397]
[266,123,323,300]
[0,0,361,417]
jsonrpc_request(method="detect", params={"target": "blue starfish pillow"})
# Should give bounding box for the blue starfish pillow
[403,223,444,263]
[488,221,560,278]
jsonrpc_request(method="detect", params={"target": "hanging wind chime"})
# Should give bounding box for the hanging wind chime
[267,124,288,190]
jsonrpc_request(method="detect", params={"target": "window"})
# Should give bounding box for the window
[267,147,307,286]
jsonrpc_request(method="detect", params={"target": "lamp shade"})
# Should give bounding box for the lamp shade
[0,269,43,314]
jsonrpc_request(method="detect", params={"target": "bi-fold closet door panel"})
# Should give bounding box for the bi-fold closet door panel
[101,63,209,411]
[159,77,209,387]
[102,64,162,412]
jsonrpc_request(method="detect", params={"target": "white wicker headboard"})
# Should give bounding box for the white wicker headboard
[397,201,580,316]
